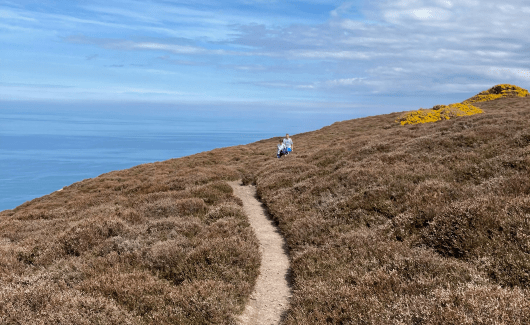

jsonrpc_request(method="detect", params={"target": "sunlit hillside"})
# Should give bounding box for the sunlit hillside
[2,85,530,324]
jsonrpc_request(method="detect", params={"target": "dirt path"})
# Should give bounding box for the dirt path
[229,181,291,325]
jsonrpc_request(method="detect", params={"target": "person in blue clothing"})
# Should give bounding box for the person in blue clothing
[283,134,293,154]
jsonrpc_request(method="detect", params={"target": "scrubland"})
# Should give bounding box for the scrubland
[2,86,530,324]
[251,95,530,324]
[0,154,262,324]
[396,84,529,125]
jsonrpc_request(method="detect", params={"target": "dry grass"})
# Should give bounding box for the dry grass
[0,153,260,324]
[250,95,530,323]
[3,86,530,323]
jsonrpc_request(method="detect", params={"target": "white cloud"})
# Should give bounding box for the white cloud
[339,19,367,30]
[434,0,453,8]
[81,5,161,24]
[0,8,37,21]
[412,8,434,19]
[294,50,372,60]
[325,77,365,86]
[0,82,72,89]
[114,87,186,95]
[330,2,355,18]
[232,65,267,71]
[383,7,451,23]
[0,22,37,32]
[0,83,191,101]
[412,8,436,19]
[340,36,402,45]
[497,5,516,13]
[248,77,367,91]
[142,69,180,75]
[132,42,204,54]
[3,0,530,104]
[295,84,316,89]
[474,50,512,58]
[486,67,530,80]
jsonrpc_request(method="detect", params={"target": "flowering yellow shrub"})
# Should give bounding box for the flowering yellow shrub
[439,102,484,118]
[396,84,529,126]
[464,84,530,104]
[396,103,483,126]
[396,109,441,125]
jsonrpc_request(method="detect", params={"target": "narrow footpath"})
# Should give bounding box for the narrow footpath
[229,181,292,325]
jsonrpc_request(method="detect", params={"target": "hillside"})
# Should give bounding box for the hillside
[2,85,530,324]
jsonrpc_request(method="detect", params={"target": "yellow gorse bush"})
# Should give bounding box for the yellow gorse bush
[396,84,529,126]
[396,102,483,126]
[464,84,530,104]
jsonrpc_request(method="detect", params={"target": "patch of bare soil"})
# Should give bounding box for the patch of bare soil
[229,181,291,325]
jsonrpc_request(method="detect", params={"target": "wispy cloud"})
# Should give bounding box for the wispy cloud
[0,83,191,101]
[241,77,369,91]
[486,67,530,80]
[0,8,37,21]
[2,0,530,106]
[293,50,373,60]
[0,82,72,89]
[324,77,366,87]
[65,34,384,61]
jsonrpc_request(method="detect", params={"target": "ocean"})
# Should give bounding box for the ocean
[0,101,360,211]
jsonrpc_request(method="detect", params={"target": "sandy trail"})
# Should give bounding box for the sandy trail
[229,181,292,325]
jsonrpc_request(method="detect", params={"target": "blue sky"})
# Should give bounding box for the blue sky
[1,0,530,113]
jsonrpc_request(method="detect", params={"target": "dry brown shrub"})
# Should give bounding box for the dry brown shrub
[139,197,208,219]
[4,92,530,323]
[1,158,260,323]
[190,181,239,206]
[1,277,138,324]
[252,95,530,323]
[57,216,127,257]
[204,203,247,224]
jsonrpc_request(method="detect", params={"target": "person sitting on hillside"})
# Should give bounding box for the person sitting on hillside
[283,134,293,154]
[277,139,287,158]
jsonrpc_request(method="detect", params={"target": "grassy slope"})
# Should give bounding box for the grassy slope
[252,96,530,324]
[2,95,530,324]
[0,150,262,324]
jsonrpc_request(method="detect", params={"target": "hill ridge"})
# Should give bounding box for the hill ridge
[396,83,529,125]
[2,85,530,324]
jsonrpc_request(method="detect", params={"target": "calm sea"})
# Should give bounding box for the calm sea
[1,101,360,211]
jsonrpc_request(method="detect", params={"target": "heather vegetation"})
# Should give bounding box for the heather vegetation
[250,94,530,324]
[0,154,261,324]
[2,86,530,324]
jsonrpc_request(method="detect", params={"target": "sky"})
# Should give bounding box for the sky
[1,0,530,114]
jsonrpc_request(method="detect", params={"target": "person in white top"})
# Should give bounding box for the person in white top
[277,139,286,158]
[283,134,293,154]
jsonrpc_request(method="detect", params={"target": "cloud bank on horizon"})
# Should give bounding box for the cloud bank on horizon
[1,0,529,111]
